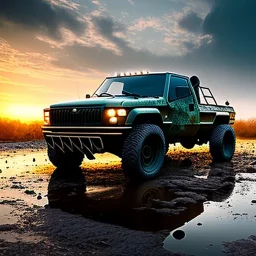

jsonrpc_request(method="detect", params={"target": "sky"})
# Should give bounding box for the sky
[0,0,255,121]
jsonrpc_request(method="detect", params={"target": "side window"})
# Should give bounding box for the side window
[168,76,191,101]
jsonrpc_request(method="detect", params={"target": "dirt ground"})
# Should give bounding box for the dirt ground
[0,139,256,256]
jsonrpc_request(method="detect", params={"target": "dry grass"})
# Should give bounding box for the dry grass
[0,118,43,141]
[233,118,256,138]
[0,117,255,142]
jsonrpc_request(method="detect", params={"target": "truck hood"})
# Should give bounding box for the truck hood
[50,96,167,108]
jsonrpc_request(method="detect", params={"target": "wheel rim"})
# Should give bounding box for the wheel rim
[223,131,235,158]
[141,135,163,173]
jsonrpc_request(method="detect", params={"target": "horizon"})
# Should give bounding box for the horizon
[0,0,255,122]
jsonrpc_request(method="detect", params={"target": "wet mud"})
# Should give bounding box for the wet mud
[0,139,256,255]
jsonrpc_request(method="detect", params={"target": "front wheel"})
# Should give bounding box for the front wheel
[48,146,84,168]
[209,125,236,162]
[122,124,165,180]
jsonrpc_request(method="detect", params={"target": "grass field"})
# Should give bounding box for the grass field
[0,117,255,141]
[0,118,43,141]
[233,118,256,138]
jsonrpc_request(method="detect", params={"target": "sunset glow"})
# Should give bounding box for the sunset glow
[4,105,44,122]
[0,0,255,122]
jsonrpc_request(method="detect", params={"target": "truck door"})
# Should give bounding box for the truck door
[166,75,200,137]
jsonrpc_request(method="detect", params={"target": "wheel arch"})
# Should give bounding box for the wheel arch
[125,108,163,126]
[213,112,230,125]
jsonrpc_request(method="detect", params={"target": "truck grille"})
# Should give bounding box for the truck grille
[50,107,103,126]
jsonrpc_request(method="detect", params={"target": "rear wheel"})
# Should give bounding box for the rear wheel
[122,124,165,180]
[209,125,236,162]
[48,146,84,168]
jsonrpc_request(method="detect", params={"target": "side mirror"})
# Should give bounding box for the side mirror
[85,94,90,98]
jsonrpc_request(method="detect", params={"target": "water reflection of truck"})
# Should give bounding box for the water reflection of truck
[48,168,204,232]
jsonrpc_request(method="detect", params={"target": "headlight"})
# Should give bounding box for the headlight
[117,109,127,116]
[107,109,116,117]
[106,108,127,117]
[104,108,128,125]
[109,117,118,124]
[44,108,50,125]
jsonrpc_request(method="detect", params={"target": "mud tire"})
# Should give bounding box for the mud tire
[122,124,165,180]
[48,146,84,168]
[209,125,236,162]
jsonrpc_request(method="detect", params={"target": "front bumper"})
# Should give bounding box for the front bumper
[42,126,132,159]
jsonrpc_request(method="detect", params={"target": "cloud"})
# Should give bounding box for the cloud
[130,17,163,31]
[127,0,135,6]
[196,0,256,70]
[91,15,129,53]
[92,15,126,39]
[178,11,203,33]
[0,0,86,40]
[0,39,103,83]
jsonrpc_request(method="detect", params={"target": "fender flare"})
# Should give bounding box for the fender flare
[125,108,162,125]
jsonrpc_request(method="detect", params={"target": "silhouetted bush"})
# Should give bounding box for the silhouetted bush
[0,118,43,141]
[233,118,256,138]
[0,117,255,141]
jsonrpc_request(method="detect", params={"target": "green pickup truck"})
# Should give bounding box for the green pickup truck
[42,72,236,180]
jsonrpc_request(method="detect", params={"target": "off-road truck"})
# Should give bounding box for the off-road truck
[42,72,236,180]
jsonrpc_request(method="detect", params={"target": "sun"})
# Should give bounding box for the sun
[3,104,43,122]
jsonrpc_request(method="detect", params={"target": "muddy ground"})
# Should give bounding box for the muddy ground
[0,139,256,256]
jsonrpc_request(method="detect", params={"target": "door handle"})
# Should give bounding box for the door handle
[189,104,194,111]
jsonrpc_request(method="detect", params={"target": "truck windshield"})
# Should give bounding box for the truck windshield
[94,74,166,97]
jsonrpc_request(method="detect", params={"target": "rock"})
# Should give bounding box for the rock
[246,166,256,173]
[11,185,25,189]
[24,190,36,195]
[251,200,256,204]
[0,224,17,231]
[250,160,256,165]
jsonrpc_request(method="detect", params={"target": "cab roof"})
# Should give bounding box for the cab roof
[106,71,189,80]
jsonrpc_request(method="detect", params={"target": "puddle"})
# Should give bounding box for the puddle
[0,232,45,243]
[0,185,48,207]
[46,167,256,255]
[0,151,49,177]
[0,205,18,225]
[46,166,235,232]
[47,167,206,231]
[164,174,256,256]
